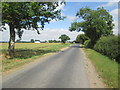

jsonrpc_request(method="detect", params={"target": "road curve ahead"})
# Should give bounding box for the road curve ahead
[3,44,90,88]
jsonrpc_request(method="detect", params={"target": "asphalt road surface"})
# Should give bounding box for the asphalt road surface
[3,44,90,88]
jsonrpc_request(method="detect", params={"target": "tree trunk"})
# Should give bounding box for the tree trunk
[8,24,15,58]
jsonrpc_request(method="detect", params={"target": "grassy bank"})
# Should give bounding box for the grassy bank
[1,43,71,72]
[83,48,118,88]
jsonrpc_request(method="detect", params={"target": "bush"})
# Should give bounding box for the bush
[84,40,90,48]
[94,35,119,62]
[84,39,95,48]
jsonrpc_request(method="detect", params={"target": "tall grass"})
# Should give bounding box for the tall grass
[84,48,118,88]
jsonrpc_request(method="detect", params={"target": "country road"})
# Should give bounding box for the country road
[3,44,90,88]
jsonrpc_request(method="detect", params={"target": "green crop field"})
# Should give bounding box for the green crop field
[1,43,71,72]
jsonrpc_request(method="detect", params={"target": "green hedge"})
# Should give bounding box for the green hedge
[84,40,90,48]
[94,35,119,62]
[84,39,95,48]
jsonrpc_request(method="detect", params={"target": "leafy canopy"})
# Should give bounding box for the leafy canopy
[94,35,119,62]
[59,34,70,43]
[69,7,114,48]
[2,2,65,39]
[75,34,89,44]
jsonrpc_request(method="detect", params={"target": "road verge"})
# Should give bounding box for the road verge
[82,48,118,88]
[81,48,105,88]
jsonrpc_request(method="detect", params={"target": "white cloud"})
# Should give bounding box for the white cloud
[110,8,119,35]
[113,20,118,35]
[0,24,9,41]
[21,28,83,41]
[67,16,77,22]
[50,19,58,23]
[55,2,65,11]
[0,27,83,41]
[98,0,118,8]
[110,8,118,19]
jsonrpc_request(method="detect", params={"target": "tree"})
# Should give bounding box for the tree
[16,39,21,43]
[30,39,34,43]
[69,7,114,48]
[2,2,65,58]
[75,34,89,44]
[59,34,70,43]
[48,40,60,43]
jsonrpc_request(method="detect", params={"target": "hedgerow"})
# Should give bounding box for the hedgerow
[84,40,90,48]
[94,35,119,62]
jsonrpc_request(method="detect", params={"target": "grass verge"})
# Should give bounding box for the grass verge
[83,48,118,88]
[1,43,71,72]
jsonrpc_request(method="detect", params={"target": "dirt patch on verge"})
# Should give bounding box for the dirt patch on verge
[81,48,105,88]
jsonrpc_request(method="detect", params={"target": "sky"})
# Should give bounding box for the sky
[0,0,119,42]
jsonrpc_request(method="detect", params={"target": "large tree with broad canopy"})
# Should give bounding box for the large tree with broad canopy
[2,1,65,58]
[69,7,114,48]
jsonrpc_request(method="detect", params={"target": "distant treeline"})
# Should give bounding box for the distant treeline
[0,41,32,43]
[0,40,73,43]
[0,41,8,43]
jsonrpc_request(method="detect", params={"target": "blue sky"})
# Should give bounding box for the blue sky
[1,1,119,41]
[45,2,118,29]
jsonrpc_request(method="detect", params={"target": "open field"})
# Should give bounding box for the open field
[83,48,118,88]
[1,43,71,72]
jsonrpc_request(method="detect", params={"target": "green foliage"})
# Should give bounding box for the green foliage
[83,40,90,48]
[94,35,119,62]
[30,39,34,43]
[69,22,81,32]
[69,7,114,48]
[2,2,66,57]
[48,40,60,43]
[75,34,89,43]
[2,2,65,37]
[59,34,70,43]
[16,39,21,43]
